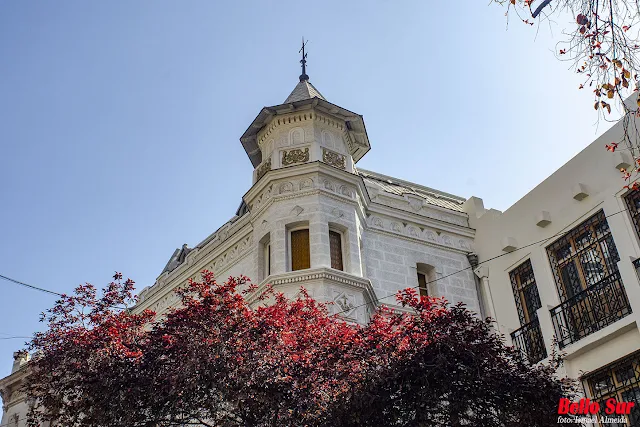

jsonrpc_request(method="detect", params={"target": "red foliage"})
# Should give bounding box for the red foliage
[25,273,577,427]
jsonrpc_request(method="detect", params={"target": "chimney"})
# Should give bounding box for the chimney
[11,351,29,373]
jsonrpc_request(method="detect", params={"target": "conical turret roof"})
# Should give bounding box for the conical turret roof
[284,80,325,103]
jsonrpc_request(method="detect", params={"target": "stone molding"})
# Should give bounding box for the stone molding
[248,174,357,221]
[247,267,376,307]
[245,163,474,250]
[139,217,253,309]
[370,191,469,227]
[144,238,255,315]
[0,368,29,412]
[258,110,315,147]
[255,109,366,161]
[366,214,474,254]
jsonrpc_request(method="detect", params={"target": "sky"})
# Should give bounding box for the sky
[0,1,618,385]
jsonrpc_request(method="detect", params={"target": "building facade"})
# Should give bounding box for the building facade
[468,101,640,425]
[6,67,640,426]
[0,73,482,426]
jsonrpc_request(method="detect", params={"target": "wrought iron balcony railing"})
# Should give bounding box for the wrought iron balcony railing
[550,271,631,348]
[511,317,547,364]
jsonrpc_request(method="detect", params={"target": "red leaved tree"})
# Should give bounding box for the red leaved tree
[24,273,577,427]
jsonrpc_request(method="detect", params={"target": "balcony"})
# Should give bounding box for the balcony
[511,317,547,364]
[550,271,632,348]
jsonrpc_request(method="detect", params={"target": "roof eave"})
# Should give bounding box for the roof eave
[240,99,370,168]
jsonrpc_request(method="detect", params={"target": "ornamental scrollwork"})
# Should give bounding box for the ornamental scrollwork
[256,158,271,181]
[281,148,309,166]
[322,148,346,169]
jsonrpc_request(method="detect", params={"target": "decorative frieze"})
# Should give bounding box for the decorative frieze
[367,214,473,252]
[322,148,346,169]
[256,158,271,181]
[372,194,468,227]
[282,148,309,166]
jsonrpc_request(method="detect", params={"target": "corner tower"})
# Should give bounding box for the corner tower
[239,43,376,323]
[240,46,370,184]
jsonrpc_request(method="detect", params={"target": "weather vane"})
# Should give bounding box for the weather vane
[299,37,309,82]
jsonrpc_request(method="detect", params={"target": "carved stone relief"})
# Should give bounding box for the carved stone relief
[282,148,309,166]
[339,184,353,198]
[256,158,271,181]
[279,182,294,194]
[299,178,314,191]
[366,215,472,251]
[322,148,346,169]
[332,290,356,315]
[323,179,335,192]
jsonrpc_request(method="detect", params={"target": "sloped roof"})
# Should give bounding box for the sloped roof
[357,169,466,212]
[284,80,325,103]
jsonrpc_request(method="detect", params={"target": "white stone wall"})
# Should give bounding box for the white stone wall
[361,229,480,313]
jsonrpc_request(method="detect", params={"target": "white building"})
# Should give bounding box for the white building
[7,57,640,426]
[0,67,482,426]
[468,100,640,424]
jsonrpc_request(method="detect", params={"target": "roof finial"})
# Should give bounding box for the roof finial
[299,37,309,82]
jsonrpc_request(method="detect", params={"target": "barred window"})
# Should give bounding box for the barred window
[329,230,343,271]
[291,229,310,271]
[584,350,640,426]
[509,259,542,325]
[625,189,640,243]
[546,210,620,302]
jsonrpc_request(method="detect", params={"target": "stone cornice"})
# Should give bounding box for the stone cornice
[366,203,475,238]
[366,225,472,255]
[246,267,377,306]
[135,222,254,313]
[0,367,29,411]
[244,162,474,253]
[244,161,361,203]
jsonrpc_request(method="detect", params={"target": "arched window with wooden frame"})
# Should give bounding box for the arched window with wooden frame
[329,230,344,271]
[290,228,310,271]
[416,263,436,298]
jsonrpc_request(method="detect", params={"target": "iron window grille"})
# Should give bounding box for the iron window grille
[510,259,542,325]
[547,210,631,348]
[624,189,640,243]
[584,349,640,426]
[509,260,547,363]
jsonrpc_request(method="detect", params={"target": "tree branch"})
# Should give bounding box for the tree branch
[532,0,553,18]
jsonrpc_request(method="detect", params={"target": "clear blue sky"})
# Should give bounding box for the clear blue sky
[0,0,614,383]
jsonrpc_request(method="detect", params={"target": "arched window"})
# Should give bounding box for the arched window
[290,228,310,271]
[329,230,343,271]
[259,233,271,280]
[416,263,436,297]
